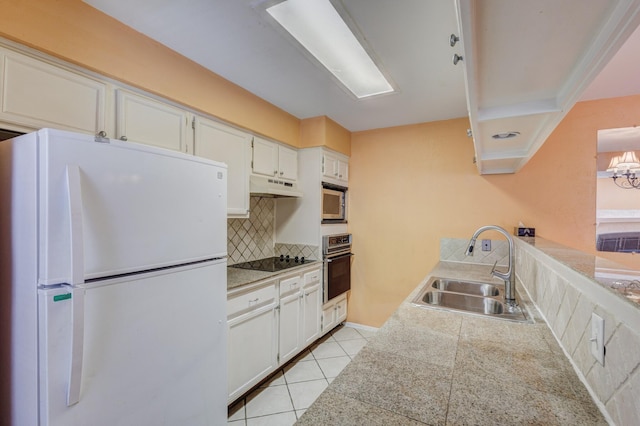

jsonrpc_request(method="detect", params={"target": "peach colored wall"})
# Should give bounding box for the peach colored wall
[0,0,300,146]
[525,95,640,270]
[348,95,640,327]
[299,117,326,148]
[299,116,351,155]
[324,117,351,156]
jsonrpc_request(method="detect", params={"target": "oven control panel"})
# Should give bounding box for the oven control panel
[323,233,352,256]
[327,234,351,246]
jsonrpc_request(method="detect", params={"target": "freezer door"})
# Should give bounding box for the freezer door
[36,128,227,285]
[38,261,227,426]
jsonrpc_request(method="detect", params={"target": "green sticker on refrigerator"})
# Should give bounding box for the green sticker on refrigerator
[53,293,72,302]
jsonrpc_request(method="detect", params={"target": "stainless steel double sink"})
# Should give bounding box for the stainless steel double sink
[411,276,531,323]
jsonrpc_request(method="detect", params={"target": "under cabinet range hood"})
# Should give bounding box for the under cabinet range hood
[249,175,303,197]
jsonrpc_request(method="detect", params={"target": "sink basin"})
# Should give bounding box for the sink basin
[430,278,499,297]
[412,276,531,323]
[422,291,504,314]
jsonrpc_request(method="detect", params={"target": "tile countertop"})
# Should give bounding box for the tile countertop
[227,260,321,290]
[518,237,640,306]
[297,261,606,425]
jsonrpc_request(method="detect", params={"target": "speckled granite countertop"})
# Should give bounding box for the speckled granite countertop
[297,261,605,425]
[227,261,320,291]
[518,237,640,306]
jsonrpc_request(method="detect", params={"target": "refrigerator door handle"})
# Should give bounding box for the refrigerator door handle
[65,284,85,406]
[66,164,85,286]
[66,165,86,406]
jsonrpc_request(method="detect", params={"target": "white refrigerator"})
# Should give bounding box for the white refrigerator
[2,128,228,425]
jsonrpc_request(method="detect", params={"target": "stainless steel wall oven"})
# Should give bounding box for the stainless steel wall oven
[323,233,353,303]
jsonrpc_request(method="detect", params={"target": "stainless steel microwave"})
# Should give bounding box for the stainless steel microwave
[322,184,347,222]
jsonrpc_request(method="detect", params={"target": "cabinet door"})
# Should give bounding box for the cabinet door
[337,160,349,183]
[0,49,106,134]
[278,145,298,181]
[194,117,251,217]
[302,283,322,346]
[321,301,336,336]
[116,89,189,153]
[252,137,278,177]
[322,153,338,180]
[279,291,302,364]
[335,295,348,323]
[228,305,278,402]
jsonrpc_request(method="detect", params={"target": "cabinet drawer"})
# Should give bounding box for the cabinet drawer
[304,269,321,286]
[279,275,302,296]
[228,283,276,318]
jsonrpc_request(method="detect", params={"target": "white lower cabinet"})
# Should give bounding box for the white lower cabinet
[227,280,278,403]
[301,270,322,346]
[227,265,323,403]
[278,269,322,365]
[321,293,348,336]
[278,275,302,364]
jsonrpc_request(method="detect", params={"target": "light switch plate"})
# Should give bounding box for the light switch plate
[591,313,605,366]
[481,239,491,251]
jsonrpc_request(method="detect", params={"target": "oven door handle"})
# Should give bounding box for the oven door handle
[324,253,354,263]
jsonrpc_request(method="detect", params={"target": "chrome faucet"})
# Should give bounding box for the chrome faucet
[466,225,517,306]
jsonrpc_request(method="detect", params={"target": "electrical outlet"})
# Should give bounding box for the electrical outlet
[590,313,605,366]
[481,239,491,251]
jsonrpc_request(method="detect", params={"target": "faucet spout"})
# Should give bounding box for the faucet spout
[465,225,516,305]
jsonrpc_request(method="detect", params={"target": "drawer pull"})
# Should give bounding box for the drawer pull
[248,298,259,306]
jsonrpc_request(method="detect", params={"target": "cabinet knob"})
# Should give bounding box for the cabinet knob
[120,136,128,141]
[96,130,107,138]
[274,171,278,176]
[338,174,342,178]
[334,172,338,176]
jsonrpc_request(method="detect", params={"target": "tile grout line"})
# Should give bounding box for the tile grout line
[229,325,375,424]
[443,317,464,425]
[281,366,300,422]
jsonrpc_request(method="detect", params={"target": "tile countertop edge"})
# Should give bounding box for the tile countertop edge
[515,237,640,326]
[227,260,321,291]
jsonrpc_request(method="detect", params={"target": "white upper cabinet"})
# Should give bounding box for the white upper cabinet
[277,144,298,181]
[252,136,297,181]
[322,150,349,186]
[0,47,107,135]
[194,117,251,217]
[252,136,279,176]
[115,89,190,153]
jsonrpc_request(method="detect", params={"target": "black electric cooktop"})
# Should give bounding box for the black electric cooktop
[231,255,312,272]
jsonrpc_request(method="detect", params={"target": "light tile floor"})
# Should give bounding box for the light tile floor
[228,324,377,426]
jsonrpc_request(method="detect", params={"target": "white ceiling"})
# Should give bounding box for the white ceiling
[582,23,640,102]
[84,0,467,132]
[84,0,640,171]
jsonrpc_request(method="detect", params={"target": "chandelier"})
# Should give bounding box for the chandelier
[607,151,640,189]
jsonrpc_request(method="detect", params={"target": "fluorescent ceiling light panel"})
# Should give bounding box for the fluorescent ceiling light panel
[267,0,394,99]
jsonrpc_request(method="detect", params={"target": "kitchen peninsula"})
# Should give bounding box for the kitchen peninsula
[297,261,606,425]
